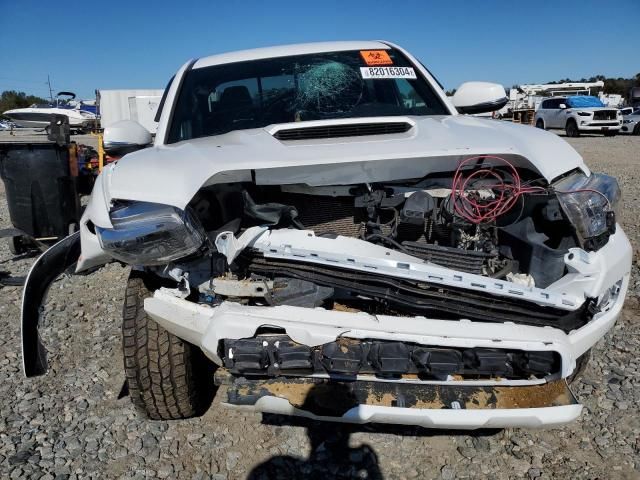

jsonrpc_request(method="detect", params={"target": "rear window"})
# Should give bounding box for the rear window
[167,49,448,143]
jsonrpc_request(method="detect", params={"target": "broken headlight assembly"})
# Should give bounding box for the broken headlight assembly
[96,201,206,266]
[554,173,620,251]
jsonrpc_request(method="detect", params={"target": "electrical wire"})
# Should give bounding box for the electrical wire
[451,155,547,224]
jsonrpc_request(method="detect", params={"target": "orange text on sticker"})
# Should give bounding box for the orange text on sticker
[360,50,393,66]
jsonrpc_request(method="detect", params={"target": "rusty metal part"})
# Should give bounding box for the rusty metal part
[221,372,576,417]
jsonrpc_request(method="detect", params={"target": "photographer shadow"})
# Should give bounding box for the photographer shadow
[247,383,383,480]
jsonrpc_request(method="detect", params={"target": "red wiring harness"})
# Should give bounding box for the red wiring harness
[451,155,547,224]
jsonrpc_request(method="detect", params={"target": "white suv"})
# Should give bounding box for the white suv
[535,96,622,137]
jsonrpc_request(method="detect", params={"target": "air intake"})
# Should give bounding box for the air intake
[273,122,413,141]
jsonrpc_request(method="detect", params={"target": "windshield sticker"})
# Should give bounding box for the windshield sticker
[360,50,393,66]
[360,66,417,80]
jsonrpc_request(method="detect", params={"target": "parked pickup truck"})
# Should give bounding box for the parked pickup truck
[535,96,622,137]
[22,41,631,430]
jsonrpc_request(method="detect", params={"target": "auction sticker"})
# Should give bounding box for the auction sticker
[360,66,417,79]
[360,50,393,66]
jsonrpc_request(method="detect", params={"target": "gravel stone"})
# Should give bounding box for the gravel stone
[0,133,639,479]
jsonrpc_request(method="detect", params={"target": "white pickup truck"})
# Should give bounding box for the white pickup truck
[22,41,631,430]
[535,96,622,137]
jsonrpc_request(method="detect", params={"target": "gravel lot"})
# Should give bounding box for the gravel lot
[1,133,639,479]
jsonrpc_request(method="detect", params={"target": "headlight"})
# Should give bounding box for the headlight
[96,202,206,266]
[623,119,633,124]
[554,173,620,251]
[577,112,591,117]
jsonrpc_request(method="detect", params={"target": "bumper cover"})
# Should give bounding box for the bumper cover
[219,374,581,430]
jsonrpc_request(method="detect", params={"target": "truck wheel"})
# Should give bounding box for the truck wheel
[565,120,580,137]
[567,349,591,384]
[535,119,545,129]
[122,271,214,420]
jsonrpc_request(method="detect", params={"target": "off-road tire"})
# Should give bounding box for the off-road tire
[535,118,545,129]
[565,120,580,137]
[122,271,212,419]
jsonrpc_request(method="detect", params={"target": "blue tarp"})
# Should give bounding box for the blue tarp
[566,96,605,108]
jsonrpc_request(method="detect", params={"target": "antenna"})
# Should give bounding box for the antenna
[46,75,54,103]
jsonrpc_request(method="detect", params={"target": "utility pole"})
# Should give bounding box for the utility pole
[46,75,54,103]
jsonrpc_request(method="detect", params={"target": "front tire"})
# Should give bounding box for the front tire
[122,271,213,419]
[565,120,580,137]
[535,119,545,129]
[633,124,640,136]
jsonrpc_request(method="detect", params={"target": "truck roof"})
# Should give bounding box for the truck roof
[193,40,390,69]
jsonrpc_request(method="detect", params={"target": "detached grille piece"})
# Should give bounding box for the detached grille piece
[273,122,412,141]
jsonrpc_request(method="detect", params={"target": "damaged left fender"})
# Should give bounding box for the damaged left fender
[22,232,81,377]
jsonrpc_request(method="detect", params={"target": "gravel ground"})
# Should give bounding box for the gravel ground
[1,133,639,479]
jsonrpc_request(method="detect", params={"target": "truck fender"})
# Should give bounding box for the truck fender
[22,232,80,377]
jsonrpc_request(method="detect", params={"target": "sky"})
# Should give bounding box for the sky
[1,0,638,101]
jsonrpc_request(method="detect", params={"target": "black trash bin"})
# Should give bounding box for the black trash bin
[0,142,81,253]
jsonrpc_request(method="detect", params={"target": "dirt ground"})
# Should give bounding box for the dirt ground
[0,131,639,479]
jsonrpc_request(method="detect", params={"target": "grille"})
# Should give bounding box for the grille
[593,110,617,121]
[284,193,361,237]
[273,122,413,141]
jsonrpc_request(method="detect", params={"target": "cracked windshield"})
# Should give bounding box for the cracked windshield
[167,49,448,142]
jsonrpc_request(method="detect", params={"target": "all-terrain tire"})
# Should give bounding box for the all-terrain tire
[535,118,545,129]
[122,271,212,419]
[565,120,580,137]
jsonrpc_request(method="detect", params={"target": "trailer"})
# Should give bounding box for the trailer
[96,89,164,134]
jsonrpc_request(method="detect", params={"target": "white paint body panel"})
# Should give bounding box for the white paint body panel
[105,115,588,211]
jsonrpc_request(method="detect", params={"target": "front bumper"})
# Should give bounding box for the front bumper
[217,374,581,430]
[146,271,628,379]
[144,267,628,428]
[577,123,621,132]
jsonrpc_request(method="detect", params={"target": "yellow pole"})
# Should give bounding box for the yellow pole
[97,133,104,172]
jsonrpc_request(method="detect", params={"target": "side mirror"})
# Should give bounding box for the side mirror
[103,120,152,157]
[559,103,567,109]
[452,82,508,115]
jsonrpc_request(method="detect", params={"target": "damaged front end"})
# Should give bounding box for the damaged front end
[22,151,631,428]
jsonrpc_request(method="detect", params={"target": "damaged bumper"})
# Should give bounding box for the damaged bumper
[144,260,627,427]
[216,373,581,430]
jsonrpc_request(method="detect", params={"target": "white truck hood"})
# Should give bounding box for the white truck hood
[103,115,588,212]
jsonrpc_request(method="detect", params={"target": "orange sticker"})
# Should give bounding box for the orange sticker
[360,50,393,66]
